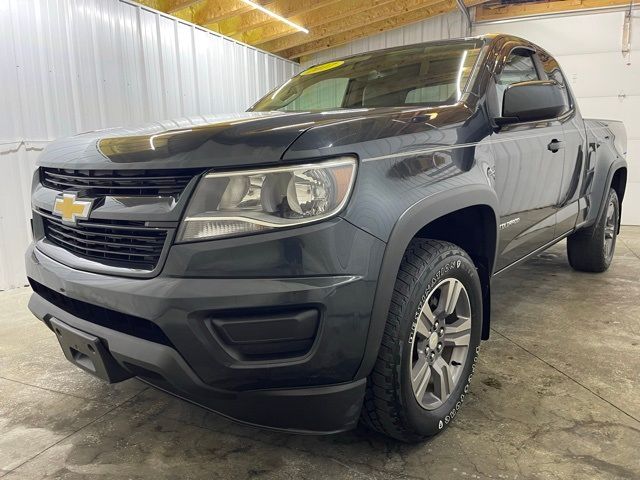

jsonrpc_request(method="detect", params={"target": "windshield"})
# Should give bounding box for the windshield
[251,40,484,112]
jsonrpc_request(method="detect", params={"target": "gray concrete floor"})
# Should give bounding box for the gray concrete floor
[1,229,640,480]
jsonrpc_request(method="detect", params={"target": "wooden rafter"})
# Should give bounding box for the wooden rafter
[239,0,400,46]
[286,0,487,60]
[259,0,446,55]
[476,0,638,21]
[136,0,491,60]
[165,0,204,14]
[285,1,459,59]
[168,0,255,26]
[212,0,343,37]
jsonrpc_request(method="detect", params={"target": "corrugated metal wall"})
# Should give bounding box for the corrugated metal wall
[302,12,466,66]
[0,0,299,290]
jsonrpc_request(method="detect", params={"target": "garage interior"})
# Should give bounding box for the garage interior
[1,0,639,479]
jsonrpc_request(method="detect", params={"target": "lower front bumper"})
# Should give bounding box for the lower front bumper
[29,292,366,434]
[25,217,384,433]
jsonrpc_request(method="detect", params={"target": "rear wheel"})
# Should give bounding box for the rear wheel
[360,239,482,442]
[567,188,619,272]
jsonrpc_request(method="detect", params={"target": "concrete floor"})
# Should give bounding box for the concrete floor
[1,229,640,480]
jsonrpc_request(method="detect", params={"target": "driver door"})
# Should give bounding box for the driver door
[489,45,566,271]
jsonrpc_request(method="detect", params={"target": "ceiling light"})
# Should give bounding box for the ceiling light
[240,0,309,34]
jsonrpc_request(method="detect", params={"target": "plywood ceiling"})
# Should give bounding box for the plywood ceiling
[136,0,483,60]
[137,0,634,60]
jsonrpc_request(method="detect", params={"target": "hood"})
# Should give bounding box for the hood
[37,110,371,170]
[37,105,472,171]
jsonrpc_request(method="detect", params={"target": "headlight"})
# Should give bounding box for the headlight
[177,157,357,242]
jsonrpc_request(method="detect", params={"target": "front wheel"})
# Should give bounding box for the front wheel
[360,239,482,442]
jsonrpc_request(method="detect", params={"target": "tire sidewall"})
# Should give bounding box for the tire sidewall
[398,249,482,436]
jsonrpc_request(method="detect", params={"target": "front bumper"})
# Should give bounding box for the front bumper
[25,218,385,433]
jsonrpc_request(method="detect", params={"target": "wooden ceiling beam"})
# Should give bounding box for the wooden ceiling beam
[167,0,259,26]
[261,0,447,55]
[214,0,343,37]
[281,0,466,59]
[138,0,491,60]
[476,0,638,21]
[239,0,400,46]
[165,0,205,14]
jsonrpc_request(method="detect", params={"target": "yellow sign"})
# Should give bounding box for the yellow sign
[53,193,93,224]
[300,61,345,76]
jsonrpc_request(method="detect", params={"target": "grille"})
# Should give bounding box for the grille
[41,167,201,197]
[40,211,167,270]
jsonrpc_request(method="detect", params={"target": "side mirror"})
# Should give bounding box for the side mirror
[496,80,568,126]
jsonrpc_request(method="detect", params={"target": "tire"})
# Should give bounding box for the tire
[360,239,482,442]
[567,188,619,273]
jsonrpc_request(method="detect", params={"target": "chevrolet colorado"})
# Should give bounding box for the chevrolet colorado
[25,34,627,442]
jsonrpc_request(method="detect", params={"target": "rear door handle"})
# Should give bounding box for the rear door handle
[547,139,563,153]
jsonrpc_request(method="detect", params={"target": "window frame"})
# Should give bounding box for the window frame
[495,46,541,87]
[491,42,574,125]
[533,49,576,116]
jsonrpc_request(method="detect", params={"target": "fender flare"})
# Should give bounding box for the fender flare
[582,132,627,230]
[354,184,500,380]
[593,161,627,230]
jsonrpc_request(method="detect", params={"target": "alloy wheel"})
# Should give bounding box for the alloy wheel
[604,198,617,260]
[409,278,472,410]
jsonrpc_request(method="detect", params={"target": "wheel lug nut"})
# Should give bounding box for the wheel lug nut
[434,321,439,329]
[429,352,435,361]
[439,327,444,335]
[437,343,442,352]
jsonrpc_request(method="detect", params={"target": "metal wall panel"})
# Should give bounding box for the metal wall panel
[0,0,299,290]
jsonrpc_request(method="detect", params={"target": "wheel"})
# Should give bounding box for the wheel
[567,188,619,273]
[361,239,482,442]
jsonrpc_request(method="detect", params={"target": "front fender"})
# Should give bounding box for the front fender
[354,184,499,380]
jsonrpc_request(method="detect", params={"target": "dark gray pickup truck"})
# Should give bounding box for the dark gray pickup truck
[26,34,627,442]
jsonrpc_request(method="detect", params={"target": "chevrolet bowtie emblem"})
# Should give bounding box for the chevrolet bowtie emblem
[53,193,94,225]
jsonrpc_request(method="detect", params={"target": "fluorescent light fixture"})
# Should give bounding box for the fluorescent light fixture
[240,0,309,34]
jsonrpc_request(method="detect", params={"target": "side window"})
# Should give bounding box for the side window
[497,50,538,85]
[496,49,539,112]
[538,51,572,112]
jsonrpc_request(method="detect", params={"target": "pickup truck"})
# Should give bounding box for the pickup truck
[25,34,627,442]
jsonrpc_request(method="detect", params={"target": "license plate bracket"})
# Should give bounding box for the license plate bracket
[50,318,132,383]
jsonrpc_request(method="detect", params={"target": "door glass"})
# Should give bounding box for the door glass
[537,51,572,114]
[496,51,539,112]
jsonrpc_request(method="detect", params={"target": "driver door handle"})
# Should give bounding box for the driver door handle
[547,139,563,153]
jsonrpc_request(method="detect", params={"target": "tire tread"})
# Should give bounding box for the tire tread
[360,239,468,441]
